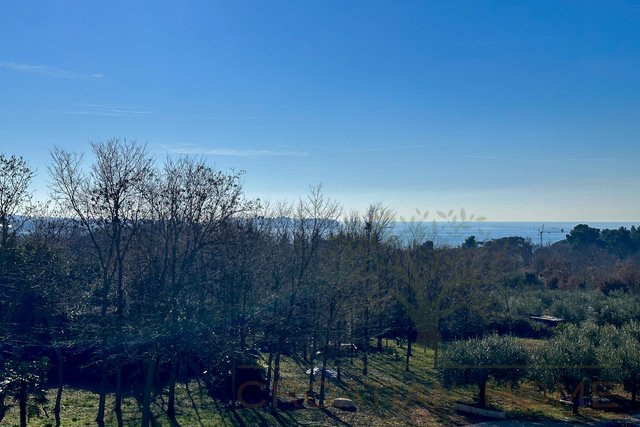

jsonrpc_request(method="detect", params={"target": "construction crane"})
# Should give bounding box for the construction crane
[538,224,565,247]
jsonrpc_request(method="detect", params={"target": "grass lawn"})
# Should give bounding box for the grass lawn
[2,340,638,426]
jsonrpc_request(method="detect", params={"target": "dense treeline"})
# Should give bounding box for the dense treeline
[2,140,640,425]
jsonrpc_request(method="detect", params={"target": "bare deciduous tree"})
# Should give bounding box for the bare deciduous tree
[49,139,151,424]
[141,156,250,421]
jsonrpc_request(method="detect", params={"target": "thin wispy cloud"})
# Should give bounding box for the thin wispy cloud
[340,144,426,153]
[64,103,151,117]
[0,62,103,79]
[165,145,309,157]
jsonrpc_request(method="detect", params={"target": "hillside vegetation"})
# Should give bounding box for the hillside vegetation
[2,142,640,426]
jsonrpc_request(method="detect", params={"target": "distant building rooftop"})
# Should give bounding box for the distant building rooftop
[530,315,565,325]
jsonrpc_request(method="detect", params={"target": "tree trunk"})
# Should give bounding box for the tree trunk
[350,314,355,365]
[570,382,583,415]
[115,253,124,416]
[265,352,273,402]
[307,339,315,396]
[96,357,108,424]
[433,326,440,368]
[433,339,439,368]
[114,362,122,414]
[270,352,280,413]
[376,336,382,351]
[479,379,487,409]
[0,394,7,424]
[19,382,27,427]
[231,358,237,403]
[97,260,110,426]
[167,356,177,418]
[141,357,156,427]
[362,307,369,376]
[54,348,64,426]
[319,351,328,407]
[405,330,412,372]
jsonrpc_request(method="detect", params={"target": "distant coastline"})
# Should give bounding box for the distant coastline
[390,221,639,247]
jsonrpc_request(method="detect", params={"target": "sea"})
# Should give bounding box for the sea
[389,221,639,247]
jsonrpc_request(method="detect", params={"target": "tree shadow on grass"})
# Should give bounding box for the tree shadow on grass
[130,392,169,427]
[248,409,273,426]
[225,407,284,427]
[213,399,231,427]
[319,408,352,427]
[229,408,247,426]
[185,382,204,427]
[271,410,303,426]
[337,367,446,421]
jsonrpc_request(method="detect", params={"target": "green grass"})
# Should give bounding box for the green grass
[3,341,638,426]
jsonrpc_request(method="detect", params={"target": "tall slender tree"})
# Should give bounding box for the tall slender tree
[49,139,151,424]
[140,156,250,420]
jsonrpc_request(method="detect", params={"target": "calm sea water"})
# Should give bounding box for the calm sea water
[390,222,639,247]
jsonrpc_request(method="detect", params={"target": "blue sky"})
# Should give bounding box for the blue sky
[1,0,639,221]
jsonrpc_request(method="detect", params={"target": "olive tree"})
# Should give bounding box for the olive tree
[598,321,640,405]
[440,334,529,408]
[532,322,602,414]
